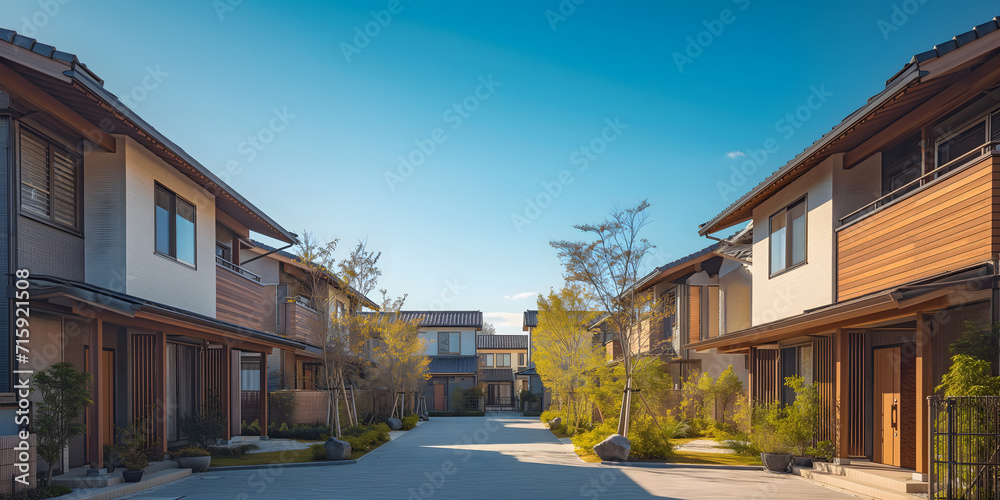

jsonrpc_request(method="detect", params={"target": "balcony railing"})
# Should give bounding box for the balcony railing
[839,141,1000,227]
[216,256,262,283]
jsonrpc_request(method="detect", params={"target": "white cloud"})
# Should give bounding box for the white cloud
[726,151,746,159]
[503,291,537,300]
[484,312,523,332]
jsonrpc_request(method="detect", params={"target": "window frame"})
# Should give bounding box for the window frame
[482,353,494,367]
[437,332,460,355]
[768,196,807,277]
[154,183,198,267]
[518,353,525,366]
[17,127,82,233]
[496,353,511,368]
[934,114,989,174]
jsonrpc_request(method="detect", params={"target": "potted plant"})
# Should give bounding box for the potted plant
[120,448,148,482]
[751,400,793,473]
[173,447,212,472]
[806,440,835,463]
[103,444,122,473]
[783,377,821,469]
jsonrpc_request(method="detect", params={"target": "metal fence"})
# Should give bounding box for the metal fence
[929,396,1000,500]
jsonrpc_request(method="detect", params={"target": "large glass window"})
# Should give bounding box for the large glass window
[769,198,806,275]
[937,119,987,172]
[438,332,460,355]
[19,130,79,230]
[881,132,922,199]
[154,184,197,265]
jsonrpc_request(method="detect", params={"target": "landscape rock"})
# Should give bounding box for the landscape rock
[593,434,631,461]
[387,417,403,430]
[548,417,562,429]
[324,437,352,460]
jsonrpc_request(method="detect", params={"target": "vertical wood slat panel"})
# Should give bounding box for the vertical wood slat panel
[751,348,780,405]
[848,331,866,457]
[688,287,701,345]
[815,336,836,443]
[130,333,157,446]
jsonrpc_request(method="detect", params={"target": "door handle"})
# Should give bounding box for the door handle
[890,400,898,430]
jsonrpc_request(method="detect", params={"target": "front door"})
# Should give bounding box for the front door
[433,382,446,411]
[874,347,901,466]
[85,348,116,449]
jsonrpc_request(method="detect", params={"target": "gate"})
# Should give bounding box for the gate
[929,396,1000,500]
[486,384,518,411]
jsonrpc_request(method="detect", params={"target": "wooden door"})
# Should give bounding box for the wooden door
[433,383,446,411]
[85,348,116,449]
[874,347,901,466]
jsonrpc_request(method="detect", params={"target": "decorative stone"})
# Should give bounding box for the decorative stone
[324,437,352,460]
[593,434,631,461]
[176,456,212,473]
[387,417,403,430]
[548,417,562,429]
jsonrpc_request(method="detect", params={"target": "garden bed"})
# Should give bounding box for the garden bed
[427,410,485,417]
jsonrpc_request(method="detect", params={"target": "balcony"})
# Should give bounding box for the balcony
[282,300,323,345]
[216,258,269,331]
[835,152,998,300]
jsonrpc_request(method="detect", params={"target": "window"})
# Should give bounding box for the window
[155,185,197,265]
[437,332,460,355]
[215,243,231,261]
[937,119,987,172]
[518,353,525,366]
[19,130,80,230]
[882,133,922,199]
[769,198,806,275]
[481,353,494,367]
[496,353,511,368]
[780,344,813,404]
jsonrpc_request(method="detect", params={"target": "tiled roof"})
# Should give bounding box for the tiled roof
[249,240,378,309]
[476,335,528,350]
[397,311,483,328]
[0,27,102,83]
[717,224,753,262]
[427,355,479,374]
[523,310,538,329]
[480,368,514,382]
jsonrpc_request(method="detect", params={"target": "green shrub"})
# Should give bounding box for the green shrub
[173,447,210,457]
[241,419,261,436]
[268,422,331,441]
[401,414,419,430]
[806,440,835,462]
[179,409,225,448]
[570,421,618,453]
[0,485,73,499]
[540,410,564,424]
[309,443,327,461]
[339,424,391,452]
[629,418,675,459]
[268,392,295,423]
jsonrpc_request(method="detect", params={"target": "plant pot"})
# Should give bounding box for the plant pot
[760,453,793,473]
[122,470,144,482]
[792,456,814,468]
[176,455,212,473]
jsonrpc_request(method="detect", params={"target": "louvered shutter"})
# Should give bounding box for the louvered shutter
[19,132,50,217]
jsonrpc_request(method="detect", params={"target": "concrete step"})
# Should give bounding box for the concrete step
[793,466,925,500]
[813,462,928,493]
[70,467,191,500]
[52,461,178,489]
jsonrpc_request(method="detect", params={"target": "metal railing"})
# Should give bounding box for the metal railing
[840,141,1000,227]
[216,256,263,282]
[929,396,1000,500]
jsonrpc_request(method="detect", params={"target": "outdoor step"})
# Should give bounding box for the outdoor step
[793,466,924,500]
[68,467,191,500]
[52,461,178,489]
[813,462,928,493]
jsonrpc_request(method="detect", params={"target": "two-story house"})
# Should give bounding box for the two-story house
[693,18,1000,480]
[0,28,307,487]
[476,334,528,409]
[400,311,482,411]
[631,235,752,391]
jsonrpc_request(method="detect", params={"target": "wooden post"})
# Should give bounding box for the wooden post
[747,347,756,403]
[222,344,232,441]
[915,314,933,475]
[834,328,850,460]
[88,318,104,470]
[154,331,167,453]
[259,353,268,438]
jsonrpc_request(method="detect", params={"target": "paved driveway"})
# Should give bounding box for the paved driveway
[123,414,851,499]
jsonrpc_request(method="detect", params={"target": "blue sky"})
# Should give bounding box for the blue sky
[5,1,998,333]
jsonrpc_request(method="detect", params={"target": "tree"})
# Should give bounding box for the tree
[479,322,497,335]
[533,286,604,429]
[363,296,430,419]
[33,362,92,484]
[550,200,664,438]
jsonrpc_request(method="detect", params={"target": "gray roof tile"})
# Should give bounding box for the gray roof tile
[427,355,478,374]
[523,310,538,328]
[481,368,514,382]
[476,335,528,350]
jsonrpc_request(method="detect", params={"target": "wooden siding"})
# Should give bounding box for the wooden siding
[837,156,996,300]
[846,331,867,457]
[688,286,701,346]
[284,301,322,345]
[216,266,269,331]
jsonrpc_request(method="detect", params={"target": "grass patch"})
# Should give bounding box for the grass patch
[209,448,317,467]
[668,451,761,466]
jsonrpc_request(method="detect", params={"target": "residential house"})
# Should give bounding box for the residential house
[631,236,752,390]
[400,311,482,411]
[0,28,305,488]
[476,334,528,409]
[693,18,1000,479]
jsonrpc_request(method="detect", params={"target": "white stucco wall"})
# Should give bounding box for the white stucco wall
[420,328,477,356]
[123,137,217,316]
[84,136,128,291]
[719,259,752,334]
[751,157,834,325]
